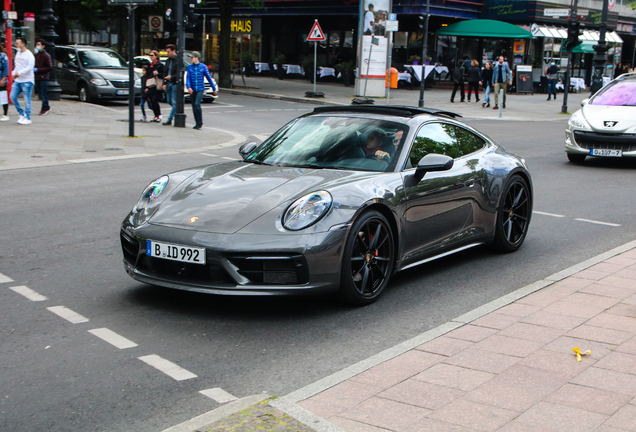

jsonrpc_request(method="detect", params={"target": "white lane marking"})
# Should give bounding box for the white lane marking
[221,157,236,160]
[9,285,47,302]
[270,109,282,111]
[138,354,198,381]
[533,211,566,218]
[0,273,14,283]
[47,306,89,324]
[89,328,138,349]
[199,388,238,403]
[200,153,218,157]
[574,218,621,227]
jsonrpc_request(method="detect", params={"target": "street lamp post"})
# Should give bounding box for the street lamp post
[36,0,62,101]
[418,0,430,108]
[590,0,609,95]
[174,0,186,128]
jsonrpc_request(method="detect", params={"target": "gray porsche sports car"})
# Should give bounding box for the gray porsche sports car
[121,106,532,305]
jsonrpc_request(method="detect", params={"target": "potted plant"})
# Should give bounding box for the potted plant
[241,51,254,77]
[273,53,286,80]
[409,55,421,65]
[301,56,316,83]
[335,60,356,87]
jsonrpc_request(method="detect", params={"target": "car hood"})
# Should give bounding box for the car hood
[90,68,130,80]
[149,162,369,234]
[581,104,636,132]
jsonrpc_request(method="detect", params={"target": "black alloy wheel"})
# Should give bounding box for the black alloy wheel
[340,210,395,306]
[493,175,531,252]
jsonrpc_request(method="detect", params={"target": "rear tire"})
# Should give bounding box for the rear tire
[492,175,531,253]
[567,153,586,163]
[339,210,395,306]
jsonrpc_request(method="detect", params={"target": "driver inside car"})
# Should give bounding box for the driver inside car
[363,129,392,164]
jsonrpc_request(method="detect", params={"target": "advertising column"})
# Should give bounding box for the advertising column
[356,0,391,97]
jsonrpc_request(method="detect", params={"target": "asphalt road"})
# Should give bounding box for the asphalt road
[2,95,636,432]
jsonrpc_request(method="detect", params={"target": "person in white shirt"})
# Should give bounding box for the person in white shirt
[11,37,35,125]
[364,4,374,35]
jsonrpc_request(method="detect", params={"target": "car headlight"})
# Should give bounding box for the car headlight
[283,191,332,231]
[568,111,590,129]
[91,78,108,86]
[135,176,169,212]
[134,78,141,88]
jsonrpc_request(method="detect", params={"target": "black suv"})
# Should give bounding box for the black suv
[55,45,141,103]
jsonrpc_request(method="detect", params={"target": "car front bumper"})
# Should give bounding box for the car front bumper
[565,128,636,157]
[120,222,348,296]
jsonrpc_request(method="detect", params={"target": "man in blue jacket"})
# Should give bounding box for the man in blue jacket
[186,52,217,130]
[491,55,512,110]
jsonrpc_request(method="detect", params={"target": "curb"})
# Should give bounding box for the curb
[268,237,636,430]
[161,394,270,432]
[221,88,348,106]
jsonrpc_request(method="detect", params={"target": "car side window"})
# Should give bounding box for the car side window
[406,123,457,169]
[56,48,69,68]
[405,123,485,169]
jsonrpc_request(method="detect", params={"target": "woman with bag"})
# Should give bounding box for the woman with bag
[145,50,164,123]
[0,44,10,121]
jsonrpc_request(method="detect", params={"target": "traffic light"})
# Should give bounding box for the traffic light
[185,0,203,28]
[418,16,425,29]
[566,20,581,49]
[166,0,177,23]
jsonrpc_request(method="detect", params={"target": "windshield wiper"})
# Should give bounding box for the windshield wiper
[249,160,273,166]
[282,163,324,169]
[88,65,125,69]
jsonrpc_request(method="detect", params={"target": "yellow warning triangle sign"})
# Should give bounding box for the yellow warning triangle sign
[307,20,326,41]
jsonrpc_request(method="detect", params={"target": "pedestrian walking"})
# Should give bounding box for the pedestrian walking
[491,55,512,110]
[144,50,164,122]
[481,61,493,108]
[546,61,558,101]
[450,63,465,103]
[34,39,52,116]
[186,51,217,130]
[11,37,36,125]
[139,65,152,122]
[0,43,9,121]
[466,59,481,103]
[162,44,178,126]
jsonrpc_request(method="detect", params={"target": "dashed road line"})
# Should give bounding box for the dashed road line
[89,328,138,349]
[221,157,236,160]
[533,211,566,218]
[47,306,89,324]
[575,218,621,227]
[200,153,218,157]
[138,354,198,381]
[9,285,47,302]
[0,273,14,283]
[199,388,238,403]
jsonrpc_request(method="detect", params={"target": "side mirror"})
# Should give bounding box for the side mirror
[581,98,589,107]
[414,153,454,181]
[239,142,258,159]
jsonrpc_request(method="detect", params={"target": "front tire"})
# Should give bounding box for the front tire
[78,84,92,103]
[339,210,395,306]
[493,175,531,253]
[567,153,586,163]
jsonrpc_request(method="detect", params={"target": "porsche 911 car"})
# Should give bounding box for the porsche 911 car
[565,72,636,163]
[121,106,532,305]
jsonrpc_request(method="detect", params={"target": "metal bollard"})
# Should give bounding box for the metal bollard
[499,88,504,118]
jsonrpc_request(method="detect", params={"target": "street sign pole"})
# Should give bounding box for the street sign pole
[562,0,578,114]
[418,0,430,108]
[175,0,186,127]
[306,20,326,96]
[128,4,136,137]
[314,40,317,94]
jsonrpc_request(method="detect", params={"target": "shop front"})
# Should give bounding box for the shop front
[207,17,262,67]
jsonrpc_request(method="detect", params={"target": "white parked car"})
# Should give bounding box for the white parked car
[565,73,636,163]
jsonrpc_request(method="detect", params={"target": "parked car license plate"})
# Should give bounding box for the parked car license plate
[590,149,622,157]
[116,90,129,95]
[146,240,206,264]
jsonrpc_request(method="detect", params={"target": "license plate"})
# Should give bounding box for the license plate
[146,240,206,265]
[116,89,129,95]
[590,149,622,157]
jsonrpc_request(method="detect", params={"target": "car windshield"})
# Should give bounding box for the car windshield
[245,116,408,172]
[590,80,636,106]
[79,50,128,68]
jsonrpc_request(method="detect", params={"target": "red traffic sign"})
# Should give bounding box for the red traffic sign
[307,20,326,41]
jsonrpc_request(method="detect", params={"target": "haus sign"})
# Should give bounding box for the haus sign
[210,18,261,35]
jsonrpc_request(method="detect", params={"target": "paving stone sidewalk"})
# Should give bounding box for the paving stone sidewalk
[191,244,636,432]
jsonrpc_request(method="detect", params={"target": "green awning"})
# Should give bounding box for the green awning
[560,40,597,54]
[436,19,533,39]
